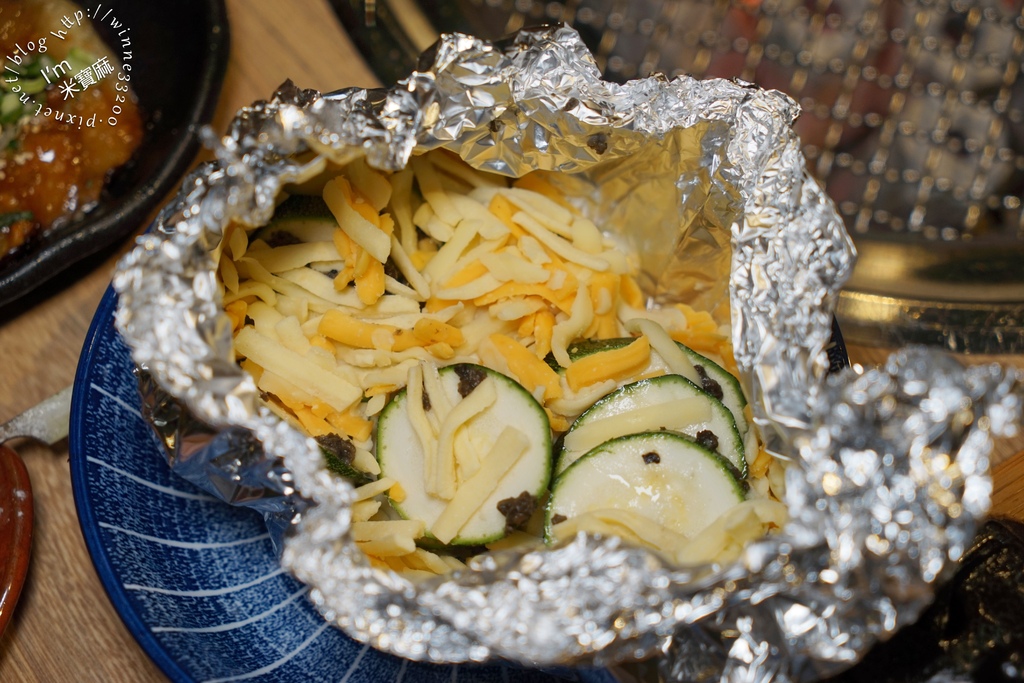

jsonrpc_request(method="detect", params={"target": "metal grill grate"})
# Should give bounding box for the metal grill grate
[332,0,1024,352]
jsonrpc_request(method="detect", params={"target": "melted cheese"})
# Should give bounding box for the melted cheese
[356,535,417,557]
[433,378,497,501]
[234,327,361,411]
[405,364,438,495]
[550,508,689,556]
[625,318,699,384]
[324,177,391,262]
[488,333,562,400]
[352,476,398,502]
[564,335,651,392]
[429,426,529,544]
[550,285,596,368]
[352,520,425,542]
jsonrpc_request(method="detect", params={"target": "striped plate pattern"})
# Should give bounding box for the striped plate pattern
[70,286,599,683]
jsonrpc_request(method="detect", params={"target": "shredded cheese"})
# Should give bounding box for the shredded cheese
[431,378,496,499]
[625,318,699,384]
[550,285,596,368]
[352,477,398,502]
[356,535,417,557]
[488,333,562,400]
[323,177,391,263]
[564,335,651,392]
[234,327,361,411]
[351,499,382,522]
[430,426,530,544]
[224,149,753,575]
[352,520,425,542]
[406,363,439,495]
[549,508,690,557]
[510,211,610,272]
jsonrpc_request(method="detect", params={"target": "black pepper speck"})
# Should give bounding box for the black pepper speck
[454,364,487,397]
[497,491,537,534]
[695,364,724,400]
[696,429,719,452]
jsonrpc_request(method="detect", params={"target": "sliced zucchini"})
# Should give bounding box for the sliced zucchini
[556,374,746,478]
[554,338,749,437]
[257,195,337,245]
[376,363,552,546]
[545,432,745,549]
[316,434,372,485]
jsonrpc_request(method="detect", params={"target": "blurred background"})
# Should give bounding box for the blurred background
[333,0,1024,354]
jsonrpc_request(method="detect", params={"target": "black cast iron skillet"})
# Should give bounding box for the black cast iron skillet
[0,0,230,309]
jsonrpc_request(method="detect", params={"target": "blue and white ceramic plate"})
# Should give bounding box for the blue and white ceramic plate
[70,286,609,683]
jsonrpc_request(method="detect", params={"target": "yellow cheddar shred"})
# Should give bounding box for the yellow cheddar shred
[474,282,574,314]
[293,407,335,437]
[413,318,465,347]
[326,408,373,442]
[308,334,335,354]
[512,173,572,209]
[355,258,386,305]
[749,446,772,479]
[544,407,570,432]
[443,260,490,288]
[364,383,398,397]
[319,310,396,349]
[309,402,333,419]
[389,482,407,503]
[239,359,264,384]
[487,194,526,237]
[565,335,651,392]
[332,229,358,289]
[532,309,555,359]
[517,310,537,338]
[620,274,645,309]
[225,299,248,333]
[488,333,562,400]
[425,342,455,359]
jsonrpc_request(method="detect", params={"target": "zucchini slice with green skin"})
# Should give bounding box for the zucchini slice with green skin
[555,374,746,478]
[554,338,749,437]
[545,431,745,546]
[316,435,373,485]
[376,363,552,546]
[257,195,337,245]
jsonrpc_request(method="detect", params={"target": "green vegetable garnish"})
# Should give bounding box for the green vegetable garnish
[0,212,34,229]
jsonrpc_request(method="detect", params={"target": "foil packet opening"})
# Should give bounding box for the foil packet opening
[112,24,1023,682]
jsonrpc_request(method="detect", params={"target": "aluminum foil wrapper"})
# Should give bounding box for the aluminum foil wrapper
[112,25,1024,682]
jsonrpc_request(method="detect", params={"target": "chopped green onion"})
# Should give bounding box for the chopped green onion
[0,212,34,229]
[66,47,96,75]
[20,54,52,79]
[18,77,46,95]
[0,93,24,125]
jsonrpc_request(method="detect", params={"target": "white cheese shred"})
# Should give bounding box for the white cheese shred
[430,426,530,544]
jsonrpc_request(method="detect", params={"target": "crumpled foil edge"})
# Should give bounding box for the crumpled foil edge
[112,25,1024,682]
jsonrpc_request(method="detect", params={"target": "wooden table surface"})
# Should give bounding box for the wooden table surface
[0,1,1021,681]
